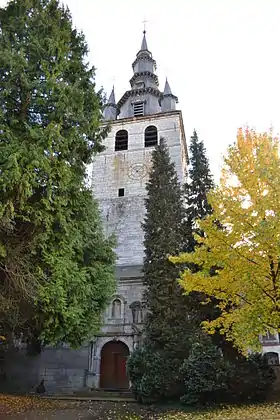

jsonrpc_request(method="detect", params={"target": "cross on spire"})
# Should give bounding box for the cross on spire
[142,18,148,34]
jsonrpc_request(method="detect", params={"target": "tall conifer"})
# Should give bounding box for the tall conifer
[184,130,214,250]
[0,0,115,348]
[128,139,195,401]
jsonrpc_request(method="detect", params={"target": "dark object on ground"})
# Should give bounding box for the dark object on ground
[36,380,45,394]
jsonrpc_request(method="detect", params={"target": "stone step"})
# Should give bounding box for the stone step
[44,395,135,402]
[74,388,134,399]
[43,389,135,402]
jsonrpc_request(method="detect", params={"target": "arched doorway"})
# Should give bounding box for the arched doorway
[100,340,129,389]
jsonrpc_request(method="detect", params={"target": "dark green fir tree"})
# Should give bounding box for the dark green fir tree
[0,0,116,349]
[143,139,190,351]
[127,139,196,402]
[184,129,214,251]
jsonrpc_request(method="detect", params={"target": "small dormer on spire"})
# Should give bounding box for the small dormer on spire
[103,86,117,121]
[161,78,178,112]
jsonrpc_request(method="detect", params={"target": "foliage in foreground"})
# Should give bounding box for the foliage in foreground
[0,0,116,348]
[171,128,280,352]
[128,133,275,405]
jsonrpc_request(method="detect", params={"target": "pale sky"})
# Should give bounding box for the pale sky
[1,0,280,179]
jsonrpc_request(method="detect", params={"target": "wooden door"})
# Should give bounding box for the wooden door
[100,341,129,389]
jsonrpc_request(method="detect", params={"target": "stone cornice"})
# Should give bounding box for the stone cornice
[129,71,159,87]
[101,109,183,126]
[117,87,162,109]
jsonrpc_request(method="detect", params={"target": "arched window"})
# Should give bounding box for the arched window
[264,352,279,365]
[111,299,122,318]
[145,126,158,147]
[115,130,128,151]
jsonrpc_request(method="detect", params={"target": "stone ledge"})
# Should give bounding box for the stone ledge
[115,265,143,279]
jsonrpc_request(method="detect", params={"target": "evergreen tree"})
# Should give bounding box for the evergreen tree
[184,130,214,250]
[0,0,116,348]
[181,129,215,322]
[143,139,192,352]
[128,139,195,401]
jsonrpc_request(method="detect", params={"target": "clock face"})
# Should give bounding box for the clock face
[128,163,147,180]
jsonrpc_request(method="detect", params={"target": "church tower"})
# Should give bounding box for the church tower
[89,31,188,390]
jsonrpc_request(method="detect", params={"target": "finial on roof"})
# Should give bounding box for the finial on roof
[142,17,147,32]
[140,18,148,51]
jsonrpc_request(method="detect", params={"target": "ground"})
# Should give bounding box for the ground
[2,396,280,419]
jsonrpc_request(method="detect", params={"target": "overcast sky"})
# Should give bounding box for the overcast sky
[1,0,280,179]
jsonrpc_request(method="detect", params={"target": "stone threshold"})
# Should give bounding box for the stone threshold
[40,390,135,402]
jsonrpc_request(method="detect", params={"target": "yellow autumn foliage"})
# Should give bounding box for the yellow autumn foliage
[171,128,280,352]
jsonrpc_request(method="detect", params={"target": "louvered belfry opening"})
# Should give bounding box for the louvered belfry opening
[115,130,128,151]
[145,125,158,147]
[133,102,144,116]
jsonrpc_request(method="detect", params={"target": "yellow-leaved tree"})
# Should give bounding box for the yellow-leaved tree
[171,128,280,352]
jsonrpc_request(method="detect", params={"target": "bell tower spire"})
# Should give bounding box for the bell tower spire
[117,30,161,119]
[140,30,148,51]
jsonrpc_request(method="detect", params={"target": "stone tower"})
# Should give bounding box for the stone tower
[88,31,188,390]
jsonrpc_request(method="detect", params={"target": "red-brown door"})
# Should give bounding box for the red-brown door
[100,341,129,389]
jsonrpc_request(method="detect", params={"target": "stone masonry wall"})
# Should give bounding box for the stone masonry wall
[91,111,188,266]
[1,345,89,394]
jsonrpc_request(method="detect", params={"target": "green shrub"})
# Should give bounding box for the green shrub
[180,338,231,405]
[180,337,276,405]
[127,346,185,404]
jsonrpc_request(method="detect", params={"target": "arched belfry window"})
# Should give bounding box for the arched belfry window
[145,126,158,147]
[111,298,122,318]
[115,130,128,151]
